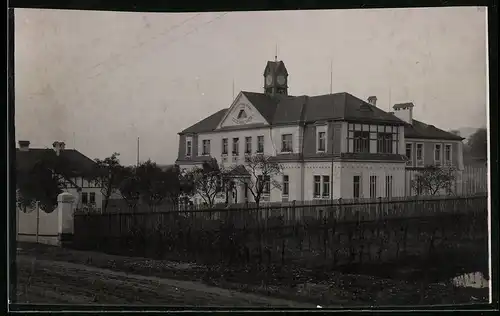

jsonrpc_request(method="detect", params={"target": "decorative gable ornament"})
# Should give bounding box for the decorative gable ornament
[231,104,254,125]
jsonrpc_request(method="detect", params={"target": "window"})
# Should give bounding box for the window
[318,132,326,152]
[353,176,361,199]
[237,109,247,119]
[281,134,293,152]
[283,175,289,196]
[416,143,424,166]
[245,137,252,154]
[232,138,239,155]
[377,132,393,153]
[222,138,228,155]
[385,175,393,199]
[202,140,211,155]
[445,144,452,165]
[370,176,377,198]
[406,143,413,166]
[257,175,270,193]
[313,176,321,198]
[244,182,248,199]
[434,144,442,165]
[186,140,192,157]
[347,124,399,154]
[81,192,88,204]
[89,192,96,204]
[322,176,330,198]
[257,136,264,153]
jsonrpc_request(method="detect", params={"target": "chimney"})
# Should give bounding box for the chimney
[52,141,65,156]
[367,96,377,106]
[392,102,414,125]
[18,140,30,151]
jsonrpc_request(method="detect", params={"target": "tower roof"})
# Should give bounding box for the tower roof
[263,60,288,76]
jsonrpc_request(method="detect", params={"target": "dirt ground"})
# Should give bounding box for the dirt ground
[12,242,489,308]
[15,254,312,307]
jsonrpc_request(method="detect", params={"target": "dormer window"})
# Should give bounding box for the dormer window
[237,110,247,119]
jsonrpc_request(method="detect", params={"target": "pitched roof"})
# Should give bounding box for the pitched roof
[405,119,465,141]
[263,61,288,75]
[16,148,97,178]
[180,108,228,134]
[178,92,404,135]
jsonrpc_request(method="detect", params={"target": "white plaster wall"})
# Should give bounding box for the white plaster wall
[277,162,303,201]
[339,162,406,198]
[271,125,301,154]
[17,204,59,245]
[303,161,341,200]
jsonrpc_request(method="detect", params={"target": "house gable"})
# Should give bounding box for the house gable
[217,92,270,129]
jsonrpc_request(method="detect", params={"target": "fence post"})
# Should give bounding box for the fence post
[36,201,40,244]
[377,197,382,221]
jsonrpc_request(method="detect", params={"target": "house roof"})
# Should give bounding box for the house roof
[405,119,465,141]
[179,91,405,135]
[263,61,288,75]
[16,148,97,178]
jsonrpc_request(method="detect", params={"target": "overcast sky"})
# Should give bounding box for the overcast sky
[15,7,488,166]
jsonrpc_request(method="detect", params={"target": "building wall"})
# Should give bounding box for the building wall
[405,138,463,169]
[339,161,406,198]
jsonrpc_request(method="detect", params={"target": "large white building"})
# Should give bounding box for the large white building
[175,59,464,204]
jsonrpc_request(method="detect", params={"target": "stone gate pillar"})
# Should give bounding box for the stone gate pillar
[57,192,75,247]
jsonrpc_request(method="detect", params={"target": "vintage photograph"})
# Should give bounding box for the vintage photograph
[13,6,490,308]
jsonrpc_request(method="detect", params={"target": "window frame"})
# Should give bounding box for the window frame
[257,135,264,153]
[89,192,96,205]
[444,143,452,165]
[406,143,414,166]
[81,192,89,205]
[322,175,330,198]
[222,138,228,155]
[353,175,361,199]
[281,134,293,153]
[245,136,252,154]
[313,175,321,198]
[434,143,442,166]
[385,175,393,199]
[232,137,240,156]
[186,139,192,157]
[370,175,377,199]
[282,175,289,196]
[416,143,424,167]
[347,123,399,154]
[202,139,211,156]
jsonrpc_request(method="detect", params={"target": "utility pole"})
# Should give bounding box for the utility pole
[137,137,140,166]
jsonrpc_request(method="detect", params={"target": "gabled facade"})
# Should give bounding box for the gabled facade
[16,140,105,211]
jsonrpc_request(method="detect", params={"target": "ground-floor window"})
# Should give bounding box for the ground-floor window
[283,175,289,196]
[370,175,377,198]
[313,175,330,198]
[385,175,393,199]
[353,176,361,199]
[322,175,330,198]
[313,176,321,198]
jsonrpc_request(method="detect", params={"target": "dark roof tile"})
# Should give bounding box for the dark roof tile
[405,119,464,141]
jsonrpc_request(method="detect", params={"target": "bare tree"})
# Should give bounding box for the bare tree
[230,154,283,208]
[186,158,226,207]
[411,165,457,196]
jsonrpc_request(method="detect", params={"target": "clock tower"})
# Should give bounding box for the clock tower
[263,60,288,96]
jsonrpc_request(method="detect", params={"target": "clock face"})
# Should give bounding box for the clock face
[277,75,286,85]
[266,74,273,85]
